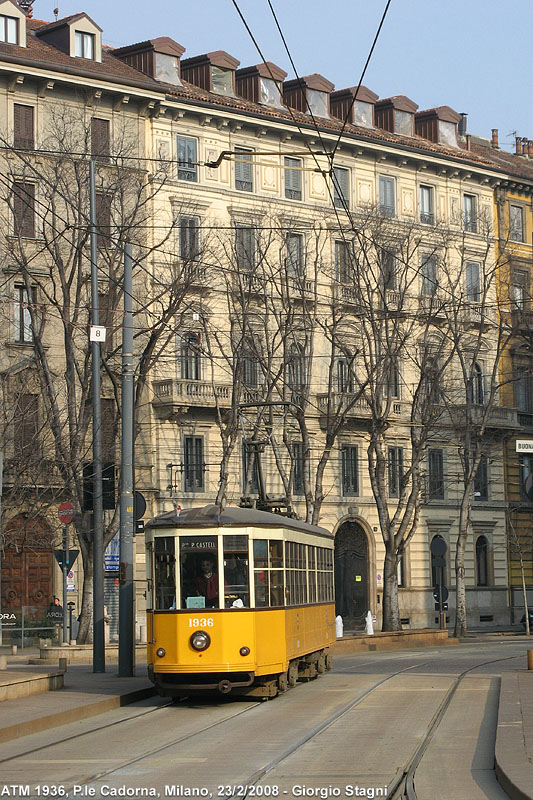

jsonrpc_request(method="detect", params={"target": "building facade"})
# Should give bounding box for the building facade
[0,1,524,633]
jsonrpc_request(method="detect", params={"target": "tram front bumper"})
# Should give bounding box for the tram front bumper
[148,665,255,694]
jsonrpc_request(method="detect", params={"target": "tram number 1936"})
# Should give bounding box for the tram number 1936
[188,617,214,627]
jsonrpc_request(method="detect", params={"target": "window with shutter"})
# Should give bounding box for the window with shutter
[420,185,435,224]
[510,205,525,242]
[428,449,444,499]
[466,262,481,302]
[284,157,302,200]
[388,446,404,497]
[286,233,303,277]
[335,240,351,283]
[293,442,305,495]
[341,445,358,496]
[180,333,201,380]
[184,436,205,491]
[333,166,349,208]
[379,176,395,216]
[95,192,111,249]
[12,181,35,238]
[420,255,437,295]
[474,456,489,501]
[235,147,253,192]
[15,393,40,460]
[13,284,37,342]
[463,194,477,232]
[91,118,110,160]
[179,216,199,262]
[177,136,198,182]
[14,105,34,150]
[235,225,255,272]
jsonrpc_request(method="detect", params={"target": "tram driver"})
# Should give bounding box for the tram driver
[194,555,219,608]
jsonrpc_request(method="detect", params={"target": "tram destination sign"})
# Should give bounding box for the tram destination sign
[516,440,533,452]
[181,537,217,551]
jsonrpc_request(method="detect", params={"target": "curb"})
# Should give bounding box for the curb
[0,685,156,744]
[495,673,533,800]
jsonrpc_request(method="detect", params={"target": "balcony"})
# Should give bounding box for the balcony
[460,303,497,327]
[316,393,408,420]
[152,378,232,418]
[332,281,361,308]
[447,403,519,432]
[288,277,315,299]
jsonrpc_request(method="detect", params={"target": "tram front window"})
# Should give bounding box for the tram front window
[180,536,219,608]
[224,535,249,607]
[154,537,176,610]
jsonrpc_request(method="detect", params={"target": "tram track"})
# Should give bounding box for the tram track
[385,654,523,800]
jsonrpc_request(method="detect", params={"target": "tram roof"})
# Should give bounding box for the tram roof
[145,505,333,539]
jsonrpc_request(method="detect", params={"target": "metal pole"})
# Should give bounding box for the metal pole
[89,159,105,672]
[0,451,3,646]
[62,526,69,645]
[119,243,135,677]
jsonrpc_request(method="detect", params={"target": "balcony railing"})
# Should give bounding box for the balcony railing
[152,378,232,417]
[332,281,360,307]
[447,403,519,431]
[317,393,407,419]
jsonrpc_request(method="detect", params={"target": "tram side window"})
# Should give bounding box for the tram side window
[224,534,249,607]
[253,539,285,608]
[308,545,317,603]
[154,537,176,610]
[179,536,219,609]
[285,541,307,605]
[317,546,334,602]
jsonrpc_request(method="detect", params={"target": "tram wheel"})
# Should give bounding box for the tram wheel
[288,661,299,687]
[317,654,326,674]
[325,654,333,671]
[277,673,288,692]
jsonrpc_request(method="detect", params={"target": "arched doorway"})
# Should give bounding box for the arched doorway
[1,515,54,613]
[335,520,369,630]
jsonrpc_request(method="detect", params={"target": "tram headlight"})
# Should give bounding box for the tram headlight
[239,646,250,657]
[156,647,166,658]
[190,631,211,651]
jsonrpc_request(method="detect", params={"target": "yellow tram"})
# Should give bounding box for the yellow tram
[145,505,335,698]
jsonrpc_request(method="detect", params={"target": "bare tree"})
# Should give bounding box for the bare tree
[0,105,208,641]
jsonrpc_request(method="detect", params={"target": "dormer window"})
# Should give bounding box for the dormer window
[259,77,283,109]
[0,13,17,44]
[155,53,181,85]
[307,89,329,118]
[211,66,234,96]
[353,101,373,128]
[438,120,457,148]
[75,30,95,59]
[394,110,413,136]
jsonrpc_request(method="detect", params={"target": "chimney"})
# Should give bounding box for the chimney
[516,136,523,155]
[18,0,33,16]
[523,137,529,157]
[491,129,499,148]
[529,141,533,158]
[458,113,468,137]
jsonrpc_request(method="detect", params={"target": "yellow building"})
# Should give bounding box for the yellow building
[471,134,533,621]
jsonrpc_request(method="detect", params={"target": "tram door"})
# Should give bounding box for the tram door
[335,521,369,630]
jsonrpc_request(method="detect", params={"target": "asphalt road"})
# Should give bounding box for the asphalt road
[1,637,531,800]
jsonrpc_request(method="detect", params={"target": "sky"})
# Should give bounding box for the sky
[35,0,532,151]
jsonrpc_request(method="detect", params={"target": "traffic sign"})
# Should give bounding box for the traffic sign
[54,549,79,571]
[58,501,74,525]
[134,491,146,521]
[430,537,447,557]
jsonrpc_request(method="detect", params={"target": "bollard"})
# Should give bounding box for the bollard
[528,650,533,671]
[11,644,17,655]
[0,656,7,670]
[59,657,68,672]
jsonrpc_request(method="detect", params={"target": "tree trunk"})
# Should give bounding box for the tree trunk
[453,497,470,638]
[77,553,94,644]
[382,546,401,631]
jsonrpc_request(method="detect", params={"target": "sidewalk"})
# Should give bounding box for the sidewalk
[0,650,155,743]
[495,668,533,800]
